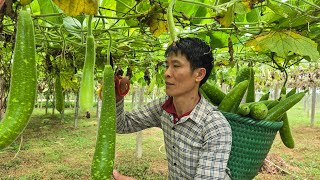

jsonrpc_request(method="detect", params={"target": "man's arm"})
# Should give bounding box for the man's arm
[115,96,166,134]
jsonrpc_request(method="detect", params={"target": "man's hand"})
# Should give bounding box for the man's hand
[113,170,136,180]
[115,76,130,102]
[98,76,130,102]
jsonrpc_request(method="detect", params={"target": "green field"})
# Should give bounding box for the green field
[0,102,319,179]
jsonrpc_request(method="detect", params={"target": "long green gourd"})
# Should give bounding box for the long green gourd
[279,113,294,148]
[259,92,270,101]
[167,0,177,43]
[79,15,95,113]
[278,87,297,148]
[91,31,116,179]
[246,67,255,103]
[265,92,305,121]
[0,8,37,149]
[218,80,249,113]
[234,67,251,86]
[201,82,226,106]
[55,73,64,113]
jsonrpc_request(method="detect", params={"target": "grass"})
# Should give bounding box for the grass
[0,101,319,179]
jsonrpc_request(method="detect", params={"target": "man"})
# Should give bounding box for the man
[113,37,232,179]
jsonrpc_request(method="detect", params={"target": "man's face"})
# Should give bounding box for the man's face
[164,52,201,97]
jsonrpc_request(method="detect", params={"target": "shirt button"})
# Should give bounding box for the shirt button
[172,127,175,130]
[172,146,175,149]
[173,163,177,166]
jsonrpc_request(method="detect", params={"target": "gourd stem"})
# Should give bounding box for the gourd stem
[106,30,112,66]
[87,15,93,36]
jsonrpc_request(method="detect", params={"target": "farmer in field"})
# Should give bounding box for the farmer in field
[113,37,232,180]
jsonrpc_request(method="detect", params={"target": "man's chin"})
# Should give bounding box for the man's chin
[165,89,173,96]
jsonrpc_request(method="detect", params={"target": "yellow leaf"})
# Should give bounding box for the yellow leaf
[144,5,168,37]
[52,0,98,16]
[216,5,235,28]
[20,0,33,6]
[147,13,168,37]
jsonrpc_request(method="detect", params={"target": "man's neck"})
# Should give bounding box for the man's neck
[172,89,200,117]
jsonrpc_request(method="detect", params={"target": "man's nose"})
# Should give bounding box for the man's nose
[164,67,171,78]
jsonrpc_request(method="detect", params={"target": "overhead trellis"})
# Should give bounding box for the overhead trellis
[0,0,320,70]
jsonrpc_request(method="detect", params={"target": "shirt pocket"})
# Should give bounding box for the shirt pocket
[177,138,201,176]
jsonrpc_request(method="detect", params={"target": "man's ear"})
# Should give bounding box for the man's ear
[195,68,206,82]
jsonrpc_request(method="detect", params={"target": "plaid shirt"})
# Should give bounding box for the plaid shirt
[116,94,232,179]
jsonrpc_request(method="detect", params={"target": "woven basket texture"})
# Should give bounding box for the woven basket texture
[221,111,283,180]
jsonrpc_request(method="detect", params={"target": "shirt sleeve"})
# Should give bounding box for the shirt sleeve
[194,112,232,179]
[115,96,166,134]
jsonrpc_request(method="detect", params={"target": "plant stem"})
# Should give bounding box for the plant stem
[88,15,93,36]
[178,0,240,11]
[106,31,112,66]
[32,13,63,18]
[94,14,142,20]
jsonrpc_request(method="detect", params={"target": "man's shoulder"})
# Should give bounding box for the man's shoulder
[199,95,220,113]
[199,96,231,127]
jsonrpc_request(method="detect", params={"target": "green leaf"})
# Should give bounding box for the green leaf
[191,5,207,25]
[266,0,291,18]
[175,0,201,17]
[116,0,138,26]
[209,31,238,49]
[234,2,250,15]
[100,0,117,17]
[261,7,283,24]
[209,32,228,49]
[246,8,260,22]
[246,31,320,60]
[131,71,144,82]
[37,0,63,24]
[278,14,315,28]
[63,17,83,38]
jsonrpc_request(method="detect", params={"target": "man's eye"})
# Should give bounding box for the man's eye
[174,65,180,68]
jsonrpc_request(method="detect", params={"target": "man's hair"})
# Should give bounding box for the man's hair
[165,37,214,86]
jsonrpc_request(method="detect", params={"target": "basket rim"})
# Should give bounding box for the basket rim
[220,111,283,130]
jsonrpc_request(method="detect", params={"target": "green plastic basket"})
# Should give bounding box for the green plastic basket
[221,111,283,180]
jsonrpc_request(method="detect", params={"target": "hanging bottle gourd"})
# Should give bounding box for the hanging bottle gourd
[0,7,37,150]
[91,31,116,179]
[79,15,96,115]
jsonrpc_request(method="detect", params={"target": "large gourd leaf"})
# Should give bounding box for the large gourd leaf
[246,31,320,60]
[52,0,98,16]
